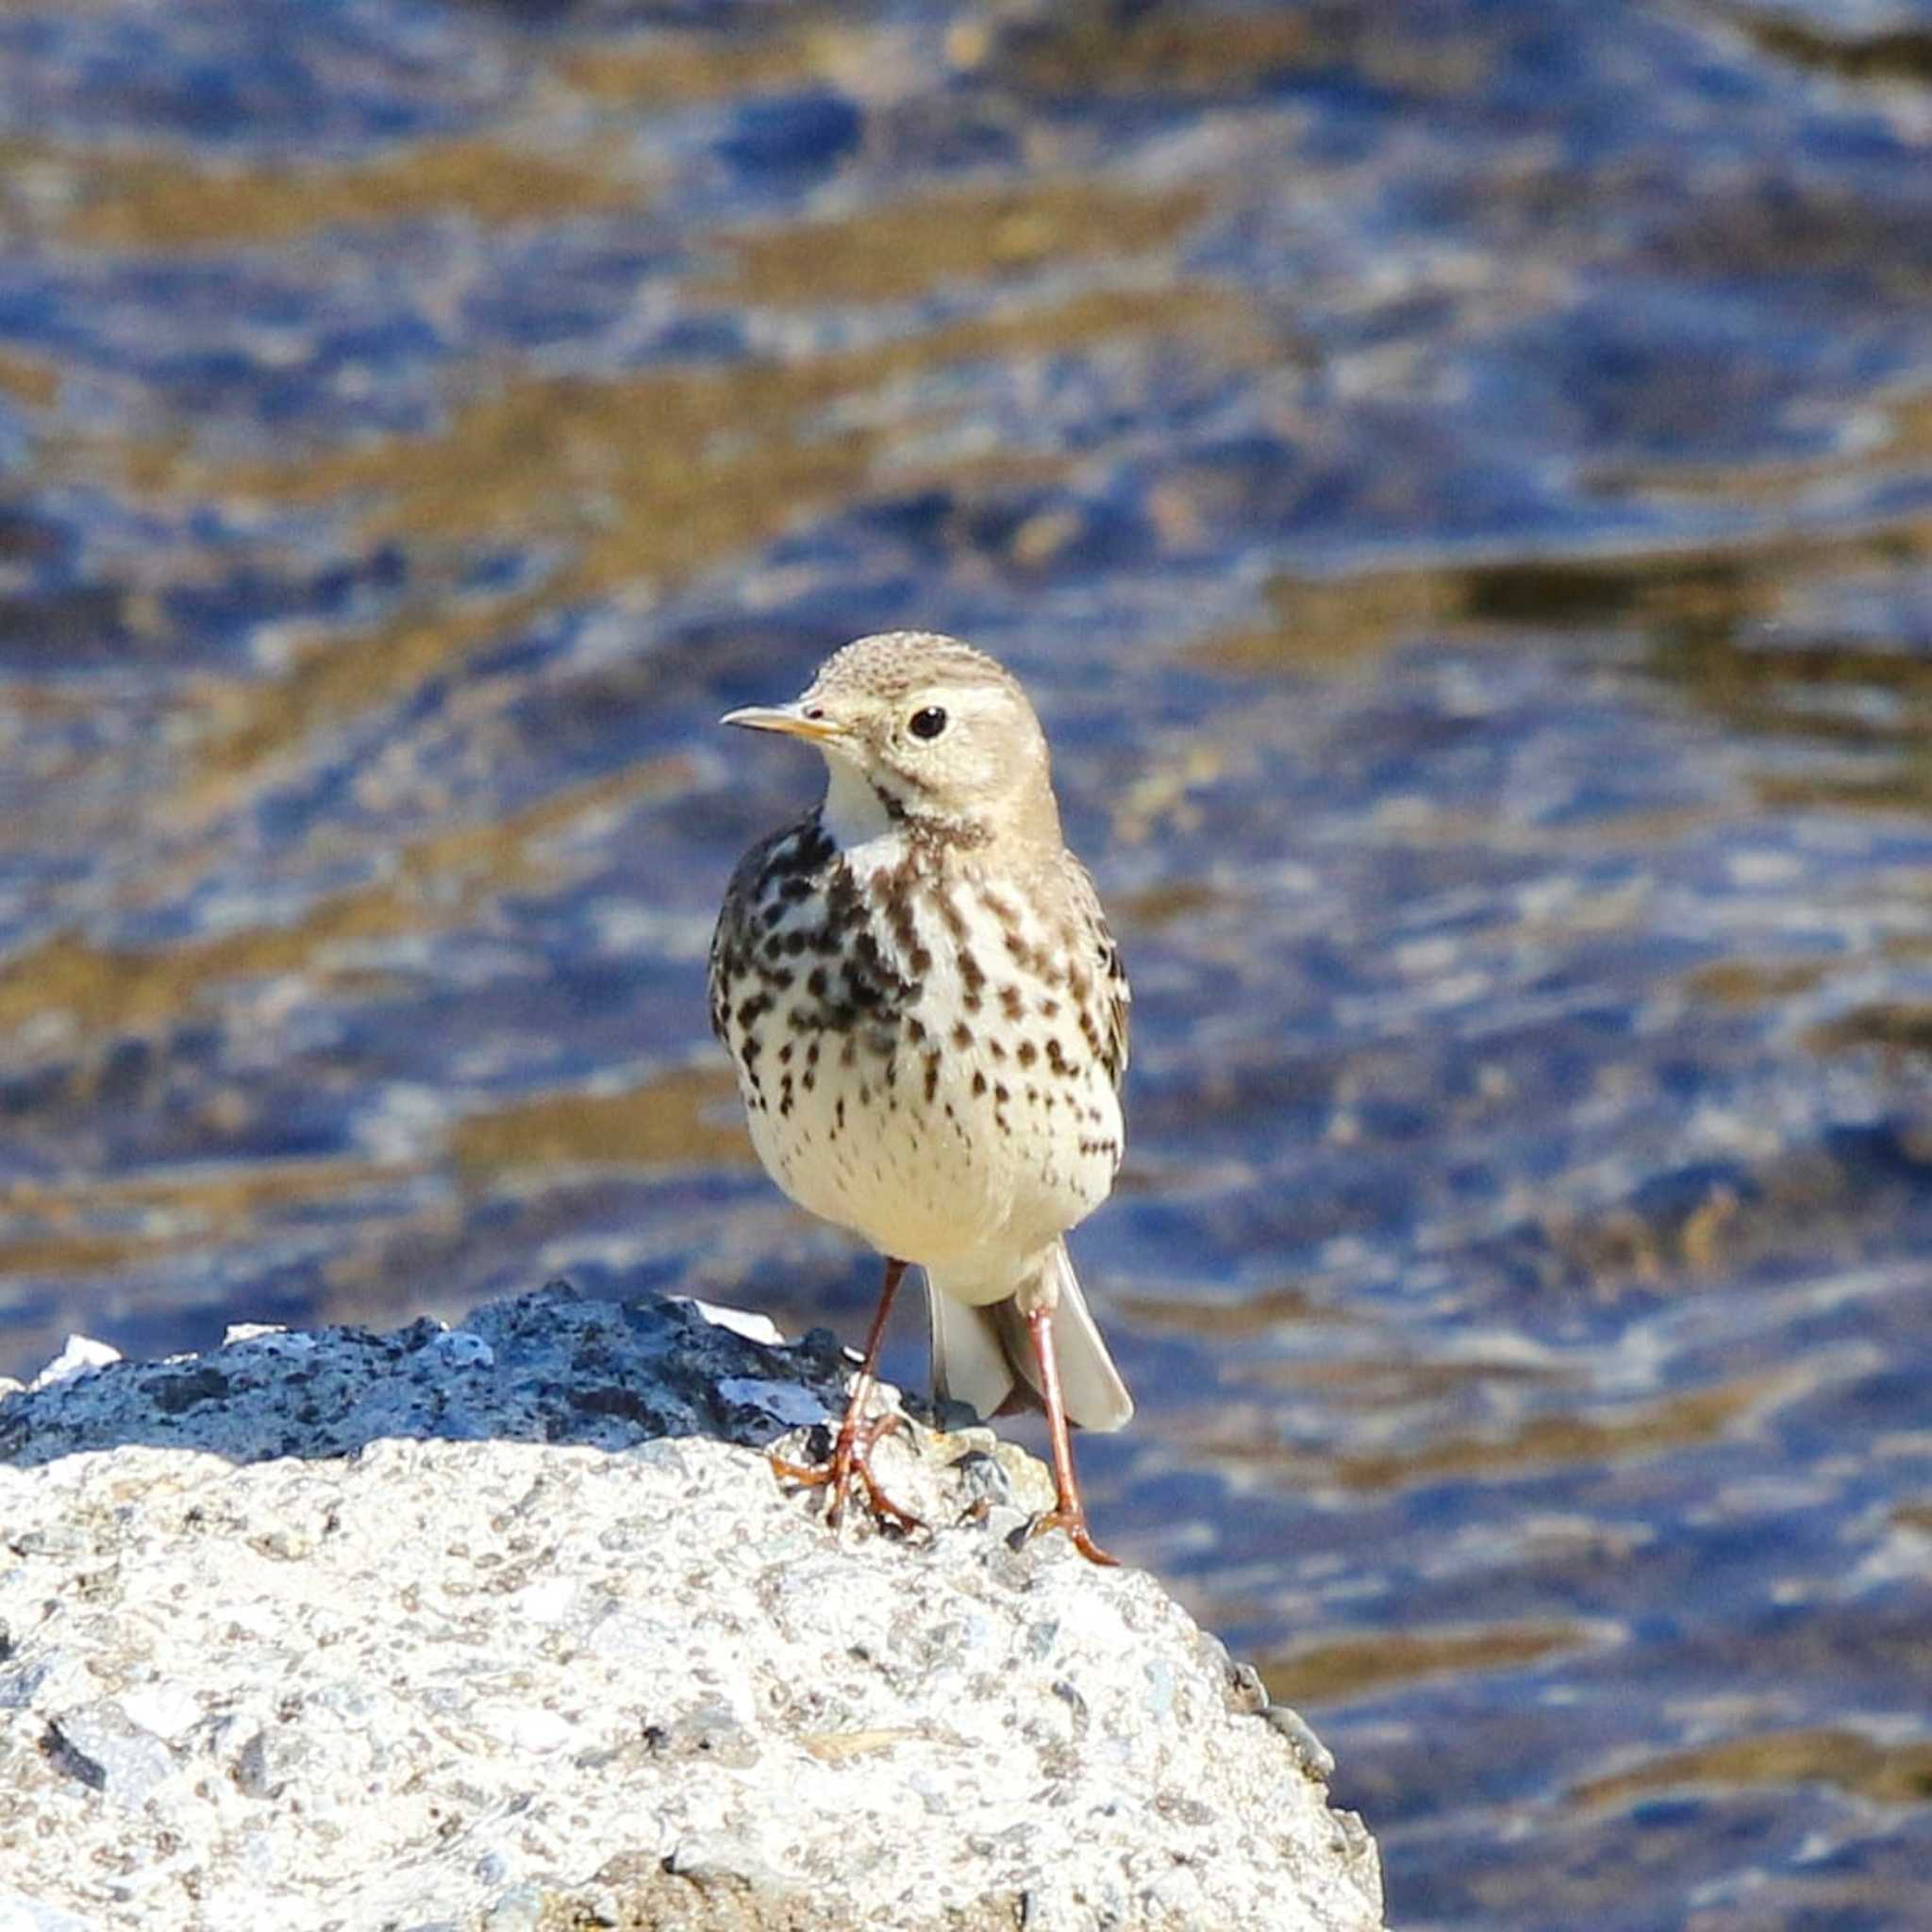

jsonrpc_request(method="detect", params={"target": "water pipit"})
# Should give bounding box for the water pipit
[709,631,1132,1564]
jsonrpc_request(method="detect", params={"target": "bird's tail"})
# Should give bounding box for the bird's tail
[926,1239,1133,1433]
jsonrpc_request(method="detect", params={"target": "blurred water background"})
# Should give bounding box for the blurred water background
[3,1,1932,1924]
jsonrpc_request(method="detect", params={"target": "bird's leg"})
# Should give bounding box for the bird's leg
[770,1257,925,1537]
[1022,1305,1120,1567]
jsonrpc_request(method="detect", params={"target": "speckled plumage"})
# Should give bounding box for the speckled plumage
[709,631,1133,1438]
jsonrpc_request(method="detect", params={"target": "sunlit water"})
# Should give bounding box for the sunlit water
[2,2,1931,1924]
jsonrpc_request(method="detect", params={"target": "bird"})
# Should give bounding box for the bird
[708,630,1133,1564]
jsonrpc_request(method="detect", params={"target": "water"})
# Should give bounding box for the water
[3,2,1931,1924]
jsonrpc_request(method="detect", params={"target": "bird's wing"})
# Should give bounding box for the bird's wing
[1059,852,1130,1091]
[708,816,803,1045]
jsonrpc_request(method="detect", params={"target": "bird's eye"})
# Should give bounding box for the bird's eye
[908,707,948,741]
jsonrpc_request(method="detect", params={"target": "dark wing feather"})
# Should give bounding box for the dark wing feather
[708,816,805,1045]
[1058,852,1130,1091]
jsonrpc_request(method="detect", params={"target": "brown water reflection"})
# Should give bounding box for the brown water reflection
[44,138,645,251]
[702,179,1212,305]
[557,21,851,109]
[1574,1727,1932,1809]
[1183,1374,1781,1493]
[1738,17,1932,89]
[0,348,58,407]
[1114,1279,1357,1338]
[992,8,1490,101]
[1266,1620,1591,1707]
[451,1064,753,1178]
[0,1157,400,1279]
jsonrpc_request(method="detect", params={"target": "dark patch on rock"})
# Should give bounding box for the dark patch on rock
[151,1367,231,1414]
[40,1718,107,1791]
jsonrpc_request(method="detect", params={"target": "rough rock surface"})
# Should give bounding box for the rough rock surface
[0,1285,1383,1932]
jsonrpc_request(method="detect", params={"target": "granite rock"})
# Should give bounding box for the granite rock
[0,1284,1383,1932]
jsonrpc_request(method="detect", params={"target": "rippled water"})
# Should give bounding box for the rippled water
[3,2,1932,1924]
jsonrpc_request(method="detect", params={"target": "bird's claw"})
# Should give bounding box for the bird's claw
[1014,1506,1121,1568]
[771,1409,926,1538]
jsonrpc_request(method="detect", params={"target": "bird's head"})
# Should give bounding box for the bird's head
[722,631,1061,848]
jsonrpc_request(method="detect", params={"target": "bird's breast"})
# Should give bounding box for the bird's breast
[716,833,1121,1269]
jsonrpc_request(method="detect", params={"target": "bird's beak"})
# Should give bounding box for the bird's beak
[718,701,838,743]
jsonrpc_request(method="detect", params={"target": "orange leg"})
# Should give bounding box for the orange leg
[770,1257,924,1538]
[1022,1305,1120,1567]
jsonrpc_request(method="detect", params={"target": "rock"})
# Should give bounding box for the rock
[0,1283,1383,1932]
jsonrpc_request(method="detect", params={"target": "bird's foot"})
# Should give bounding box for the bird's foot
[1017,1505,1121,1568]
[771,1409,925,1539]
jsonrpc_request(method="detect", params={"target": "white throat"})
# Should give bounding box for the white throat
[820,749,897,849]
